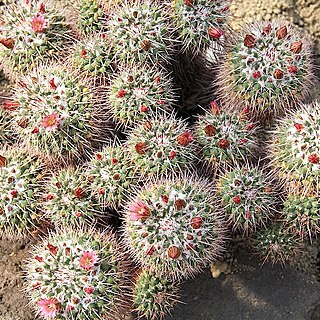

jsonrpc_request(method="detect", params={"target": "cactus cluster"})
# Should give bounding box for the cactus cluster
[107,1,176,64]
[0,148,44,238]
[194,101,258,169]
[123,177,225,280]
[269,102,320,194]
[11,65,108,160]
[108,64,176,127]
[133,270,180,320]
[0,0,72,78]
[126,115,196,177]
[85,146,137,208]
[217,165,277,234]
[25,228,131,320]
[172,0,229,53]
[217,21,314,120]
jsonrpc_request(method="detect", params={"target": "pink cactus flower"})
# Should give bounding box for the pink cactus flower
[129,199,151,221]
[31,15,48,33]
[79,251,98,270]
[37,298,59,319]
[42,113,60,131]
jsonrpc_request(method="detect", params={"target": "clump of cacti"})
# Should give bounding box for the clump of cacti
[194,101,258,170]
[171,0,229,53]
[283,194,320,240]
[253,222,302,265]
[133,270,181,320]
[217,165,277,234]
[44,168,103,227]
[126,114,197,178]
[108,63,176,128]
[0,147,45,239]
[77,0,106,35]
[269,102,320,194]
[11,64,109,160]
[216,21,315,121]
[108,1,176,64]
[70,33,115,78]
[85,146,137,208]
[123,176,225,280]
[0,0,72,78]
[25,228,131,320]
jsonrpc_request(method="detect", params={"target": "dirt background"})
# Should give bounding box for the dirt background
[0,0,320,319]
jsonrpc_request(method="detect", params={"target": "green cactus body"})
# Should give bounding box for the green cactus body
[123,177,225,280]
[133,270,180,320]
[283,195,320,239]
[0,148,44,238]
[78,0,105,35]
[172,0,229,53]
[0,0,72,78]
[253,222,301,265]
[86,146,137,208]
[270,102,320,193]
[44,168,102,226]
[194,102,258,168]
[71,34,115,78]
[25,228,131,320]
[217,166,277,234]
[108,2,175,64]
[12,65,106,160]
[217,21,314,121]
[108,64,176,128]
[126,115,196,178]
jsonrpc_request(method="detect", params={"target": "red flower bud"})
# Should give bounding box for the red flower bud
[47,243,58,255]
[253,71,261,79]
[204,124,216,136]
[218,139,229,149]
[31,127,39,134]
[177,131,193,146]
[111,158,118,165]
[74,187,85,199]
[245,211,252,219]
[117,89,126,98]
[161,195,169,203]
[80,50,88,58]
[168,246,181,259]
[263,24,272,35]
[233,195,241,204]
[190,217,202,229]
[308,153,320,164]
[210,100,220,115]
[10,190,18,198]
[39,3,46,14]
[290,42,302,54]
[208,27,224,39]
[0,38,15,49]
[2,100,20,111]
[95,153,102,160]
[84,287,94,294]
[49,78,57,90]
[169,150,177,160]
[140,105,148,112]
[184,0,194,5]
[146,245,155,256]
[46,194,55,200]
[244,34,256,48]
[288,65,298,73]
[294,123,304,131]
[276,26,287,39]
[273,69,284,79]
[135,142,147,155]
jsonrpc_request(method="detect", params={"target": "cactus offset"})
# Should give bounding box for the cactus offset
[123,176,225,280]
[217,165,278,234]
[194,101,258,169]
[108,64,176,128]
[216,21,315,121]
[25,228,131,320]
[0,0,72,79]
[0,147,45,239]
[133,270,181,320]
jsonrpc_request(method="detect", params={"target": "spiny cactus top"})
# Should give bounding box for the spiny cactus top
[108,1,176,64]
[217,21,314,121]
[11,65,108,160]
[70,33,115,78]
[253,222,301,265]
[0,0,72,78]
[172,0,229,53]
[270,102,320,194]
[86,145,138,208]
[283,194,320,240]
[126,114,197,178]
[217,165,277,234]
[0,148,45,239]
[44,168,103,227]
[194,101,258,169]
[108,63,176,128]
[25,228,131,320]
[133,270,181,320]
[123,177,225,280]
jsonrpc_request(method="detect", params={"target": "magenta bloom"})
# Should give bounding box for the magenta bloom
[31,15,48,33]
[79,251,98,270]
[42,113,60,131]
[129,199,151,221]
[37,298,59,319]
